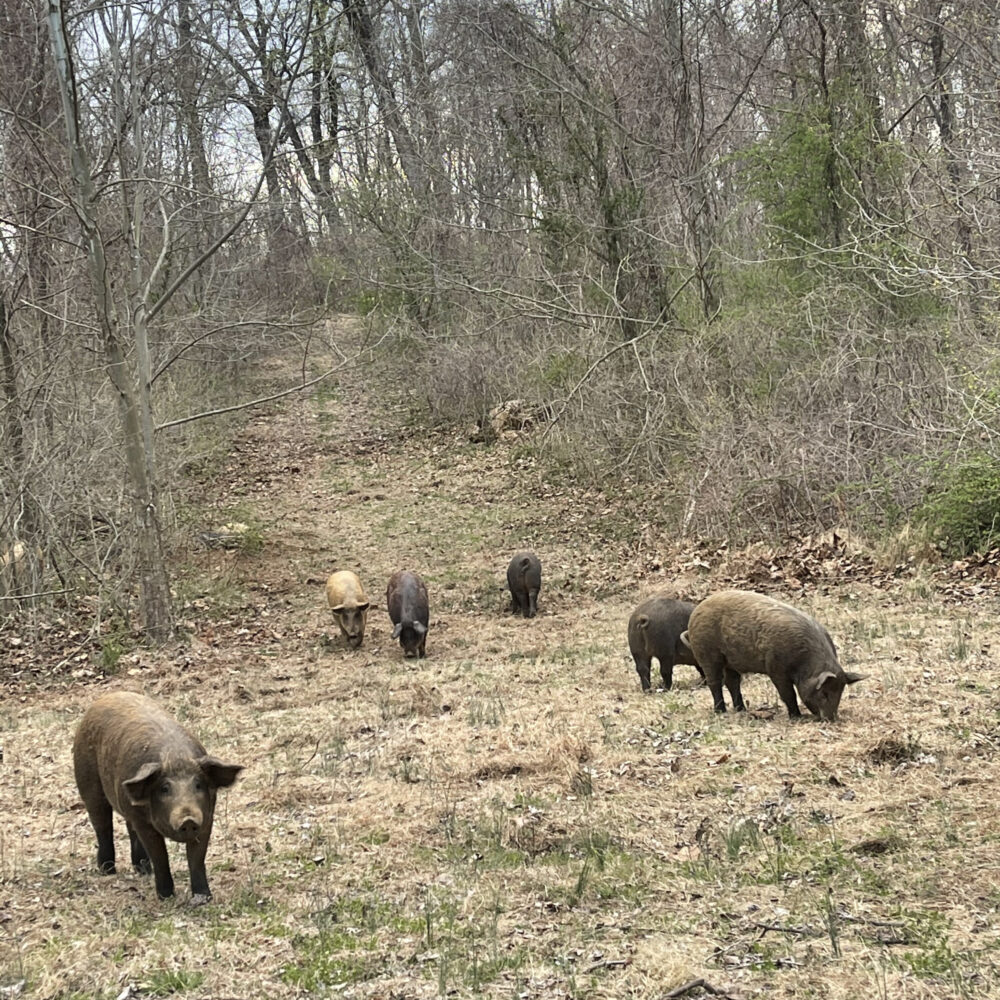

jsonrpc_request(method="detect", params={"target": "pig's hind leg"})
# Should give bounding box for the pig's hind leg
[85,797,116,874]
[700,653,729,712]
[723,666,746,712]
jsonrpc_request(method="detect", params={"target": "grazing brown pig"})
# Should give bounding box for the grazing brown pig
[628,596,704,692]
[681,590,865,720]
[507,551,542,618]
[325,570,370,648]
[73,692,243,902]
[386,570,429,658]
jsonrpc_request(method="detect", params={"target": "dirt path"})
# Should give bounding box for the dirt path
[3,343,1000,999]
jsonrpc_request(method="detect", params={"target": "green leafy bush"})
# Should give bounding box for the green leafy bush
[917,453,1000,556]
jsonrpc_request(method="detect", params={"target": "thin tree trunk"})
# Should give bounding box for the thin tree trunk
[341,0,428,201]
[0,293,38,542]
[47,0,174,642]
[248,99,289,246]
[177,0,213,199]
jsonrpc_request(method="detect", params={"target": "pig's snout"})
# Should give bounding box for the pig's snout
[174,811,204,841]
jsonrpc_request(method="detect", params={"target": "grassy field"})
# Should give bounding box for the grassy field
[2,350,1000,1000]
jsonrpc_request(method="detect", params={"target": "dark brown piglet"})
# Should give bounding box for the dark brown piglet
[627,595,704,692]
[73,691,243,902]
[507,551,542,618]
[386,570,429,658]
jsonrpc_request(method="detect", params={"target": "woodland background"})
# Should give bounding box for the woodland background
[3,0,1000,640]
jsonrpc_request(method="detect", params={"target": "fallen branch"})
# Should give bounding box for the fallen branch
[664,978,745,1000]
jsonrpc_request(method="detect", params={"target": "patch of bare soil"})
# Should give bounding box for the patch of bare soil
[3,338,1000,1000]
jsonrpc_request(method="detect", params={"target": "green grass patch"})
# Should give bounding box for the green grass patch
[142,969,206,996]
[421,887,527,993]
[282,894,423,992]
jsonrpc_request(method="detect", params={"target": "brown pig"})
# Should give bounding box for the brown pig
[681,590,866,721]
[325,570,370,648]
[627,595,704,692]
[507,551,542,618]
[73,691,243,902]
[386,570,429,658]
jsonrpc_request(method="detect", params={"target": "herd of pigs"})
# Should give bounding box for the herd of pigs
[71,550,866,905]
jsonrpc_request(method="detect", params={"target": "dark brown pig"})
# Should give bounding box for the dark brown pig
[386,570,429,658]
[681,590,865,720]
[627,596,704,692]
[325,570,370,648]
[507,551,541,618]
[73,691,244,902]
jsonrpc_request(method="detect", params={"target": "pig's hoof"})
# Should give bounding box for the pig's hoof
[188,893,211,907]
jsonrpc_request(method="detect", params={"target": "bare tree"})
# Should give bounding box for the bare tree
[47,0,174,639]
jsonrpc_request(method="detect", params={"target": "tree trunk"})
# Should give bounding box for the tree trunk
[47,0,174,642]
[341,0,428,201]
[0,293,39,542]
[176,0,213,201]
[247,99,290,247]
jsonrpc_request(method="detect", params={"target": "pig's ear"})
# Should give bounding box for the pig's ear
[815,671,841,694]
[392,623,403,639]
[413,622,427,636]
[123,761,162,803]
[357,602,370,612]
[199,756,244,788]
[330,604,345,614]
[843,672,867,685]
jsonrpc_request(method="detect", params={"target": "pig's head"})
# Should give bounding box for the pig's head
[800,670,867,721]
[392,620,426,658]
[123,757,244,843]
[332,600,370,648]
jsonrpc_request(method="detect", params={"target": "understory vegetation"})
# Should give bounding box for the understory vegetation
[5,2,1000,640]
[367,268,991,551]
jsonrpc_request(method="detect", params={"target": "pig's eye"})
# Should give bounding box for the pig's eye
[159,781,171,795]
[193,778,204,792]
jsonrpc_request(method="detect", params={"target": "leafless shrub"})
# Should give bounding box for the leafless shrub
[374,277,992,545]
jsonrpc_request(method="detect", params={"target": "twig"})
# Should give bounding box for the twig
[0,588,70,602]
[664,978,744,1000]
[155,360,353,432]
[583,958,630,973]
[837,914,905,929]
[751,920,812,935]
[540,275,694,442]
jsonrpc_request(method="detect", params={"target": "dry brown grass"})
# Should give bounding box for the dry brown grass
[2,361,1000,1000]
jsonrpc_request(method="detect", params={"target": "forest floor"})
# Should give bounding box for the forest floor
[3,323,1000,1000]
